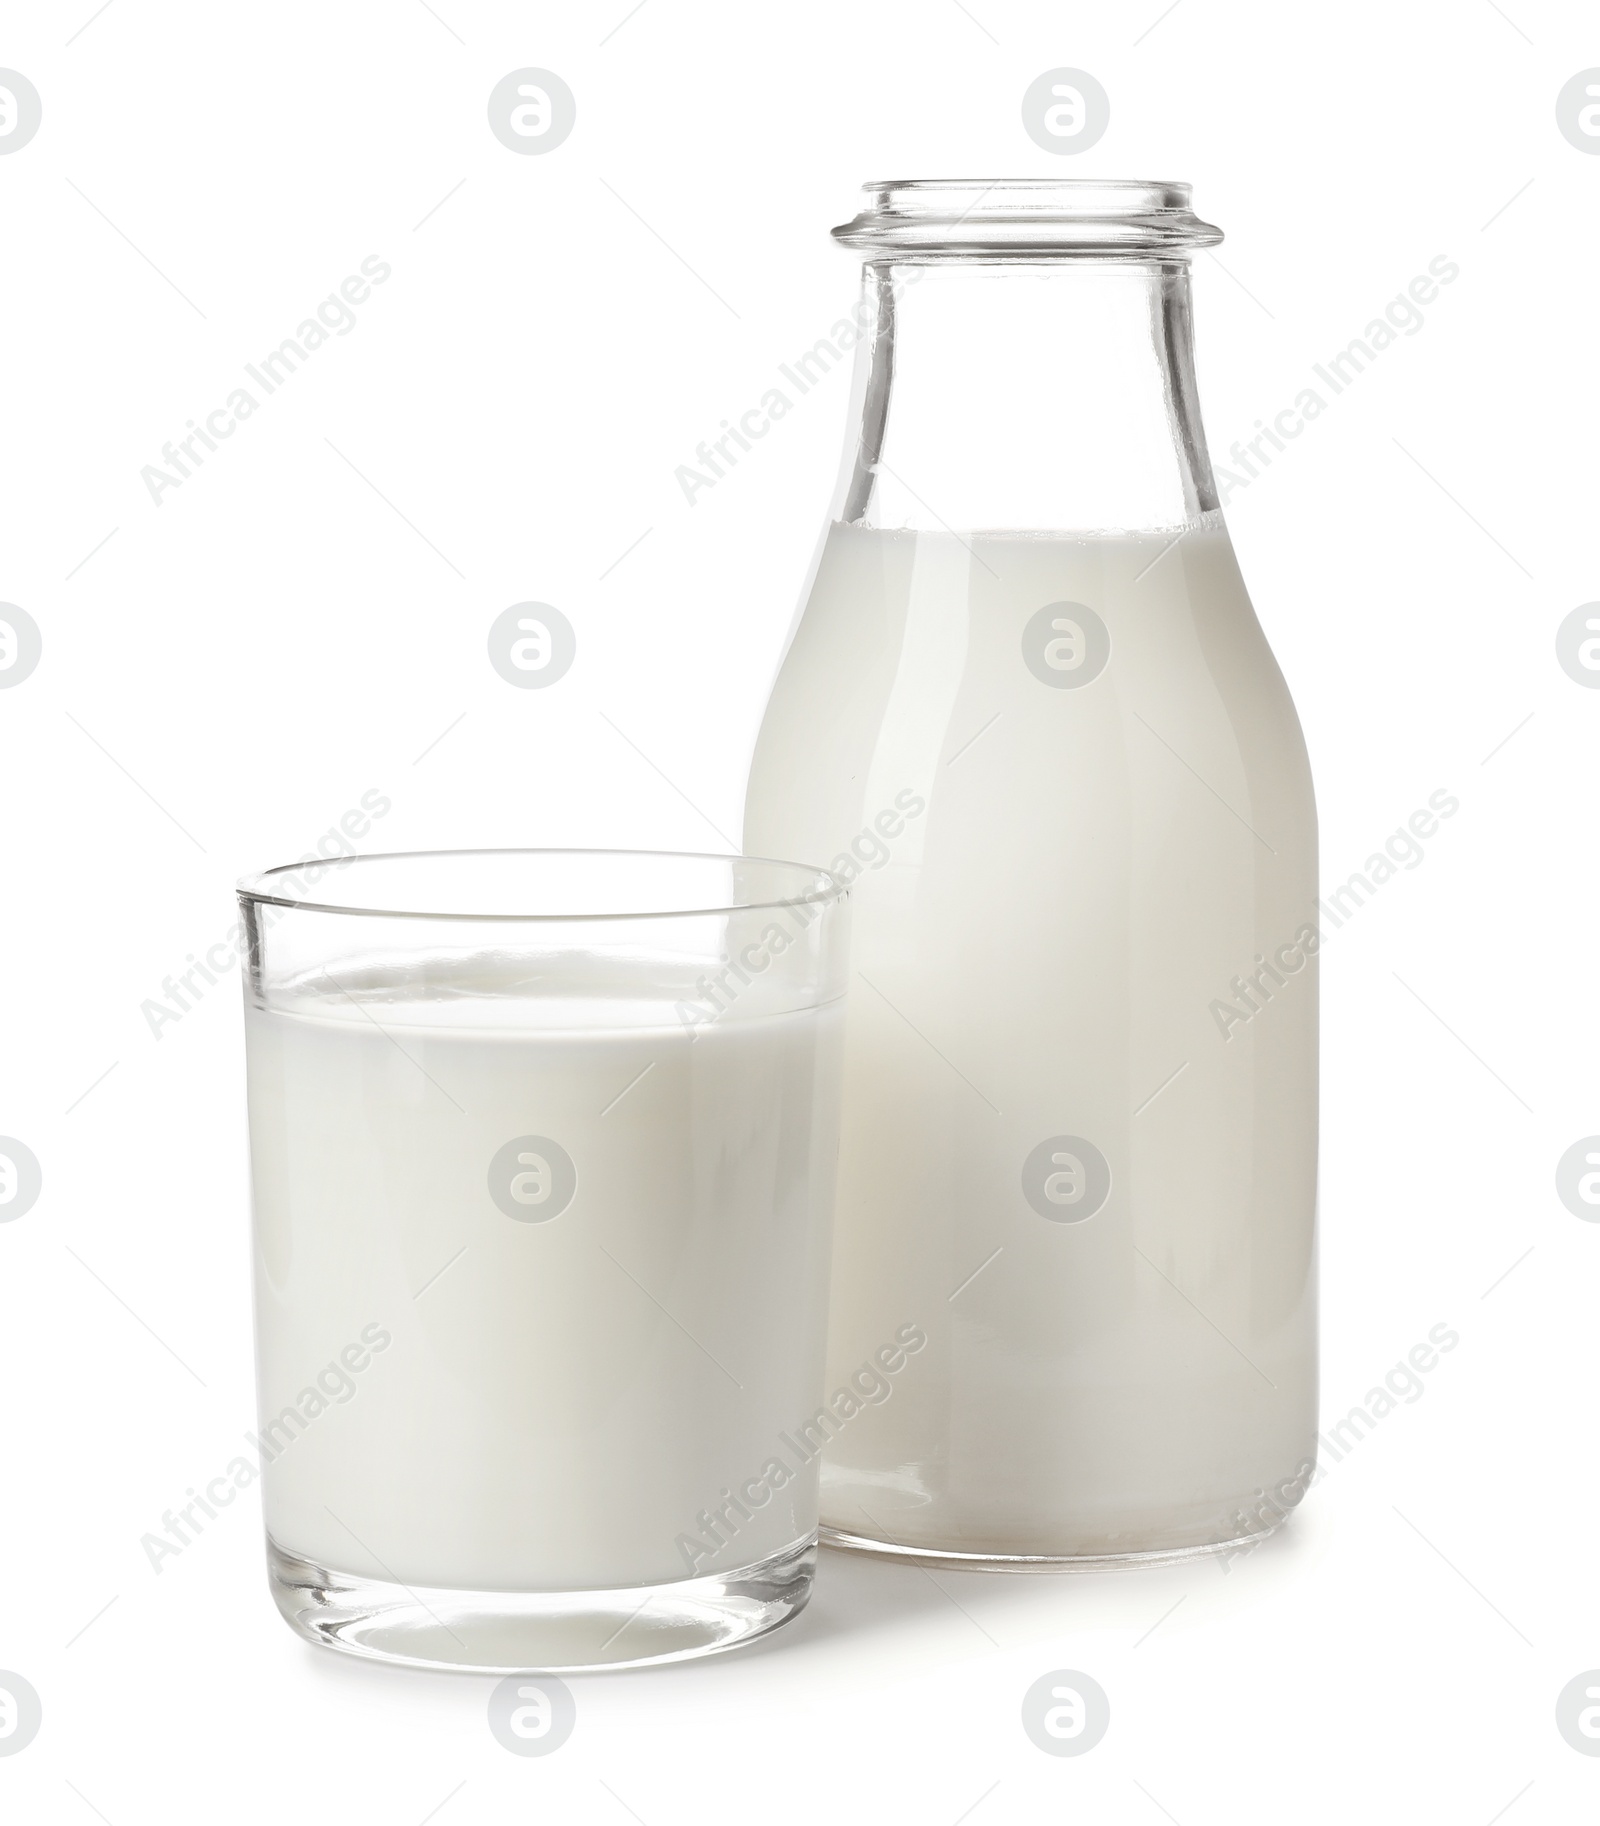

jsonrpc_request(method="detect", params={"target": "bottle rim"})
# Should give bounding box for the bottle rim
[833,179,1223,258]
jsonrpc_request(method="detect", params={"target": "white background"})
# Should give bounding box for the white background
[1,0,1596,1819]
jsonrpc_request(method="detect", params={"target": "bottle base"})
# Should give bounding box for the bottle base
[818,1516,1286,1572]
[266,1533,816,1673]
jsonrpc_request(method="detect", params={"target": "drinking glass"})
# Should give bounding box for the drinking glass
[237,849,847,1671]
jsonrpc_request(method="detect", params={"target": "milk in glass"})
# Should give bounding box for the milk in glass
[246,963,841,1592]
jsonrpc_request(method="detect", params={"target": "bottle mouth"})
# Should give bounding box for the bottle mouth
[832,179,1223,259]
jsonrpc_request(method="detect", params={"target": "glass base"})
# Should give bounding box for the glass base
[267,1534,816,1673]
[819,1516,1286,1572]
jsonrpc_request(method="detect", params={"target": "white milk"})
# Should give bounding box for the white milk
[245,967,841,1592]
[745,515,1319,1559]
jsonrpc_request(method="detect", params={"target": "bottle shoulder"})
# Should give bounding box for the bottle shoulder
[746,519,1315,867]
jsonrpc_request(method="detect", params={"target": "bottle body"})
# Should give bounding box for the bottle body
[743,184,1318,1562]
[746,517,1316,1559]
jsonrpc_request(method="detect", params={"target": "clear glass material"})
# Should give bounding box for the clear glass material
[237,849,848,1670]
[745,180,1319,1567]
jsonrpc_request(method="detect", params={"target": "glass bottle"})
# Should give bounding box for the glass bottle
[744,180,1319,1565]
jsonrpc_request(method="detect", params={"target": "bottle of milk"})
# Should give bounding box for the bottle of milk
[744,181,1319,1565]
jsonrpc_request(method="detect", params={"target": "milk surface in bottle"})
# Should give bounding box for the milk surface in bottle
[744,181,1319,1564]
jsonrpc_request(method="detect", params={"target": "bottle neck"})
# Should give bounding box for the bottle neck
[833,259,1218,534]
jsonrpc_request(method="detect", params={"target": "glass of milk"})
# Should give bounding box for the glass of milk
[237,849,848,1671]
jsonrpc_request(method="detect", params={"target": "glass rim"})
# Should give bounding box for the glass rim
[235,847,848,924]
[833,177,1223,257]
